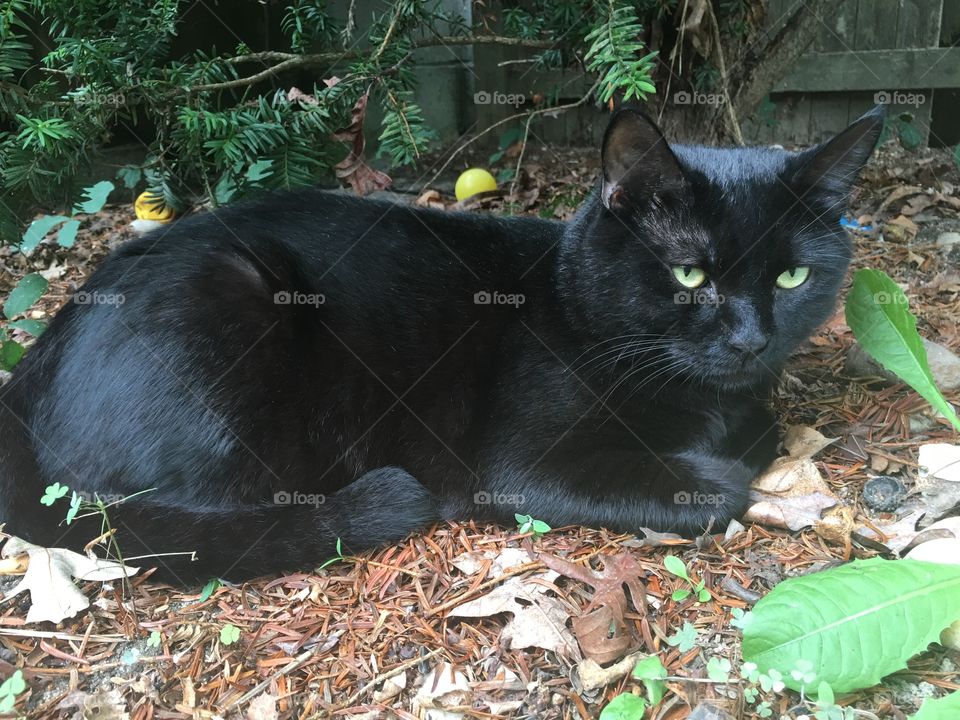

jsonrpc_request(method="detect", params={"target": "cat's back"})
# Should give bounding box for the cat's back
[124,188,558,252]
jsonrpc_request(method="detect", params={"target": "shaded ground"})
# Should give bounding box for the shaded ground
[0,139,959,719]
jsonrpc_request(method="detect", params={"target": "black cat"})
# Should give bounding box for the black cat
[0,108,883,584]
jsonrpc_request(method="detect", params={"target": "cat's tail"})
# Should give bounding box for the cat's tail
[0,399,438,585]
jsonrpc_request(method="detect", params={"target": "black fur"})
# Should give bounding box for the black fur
[0,108,883,584]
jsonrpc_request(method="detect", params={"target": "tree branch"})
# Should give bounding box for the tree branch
[192,35,557,94]
[732,0,833,123]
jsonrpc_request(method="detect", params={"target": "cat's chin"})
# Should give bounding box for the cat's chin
[701,366,776,393]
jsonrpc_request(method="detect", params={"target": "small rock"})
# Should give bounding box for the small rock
[863,476,906,512]
[847,339,960,392]
[688,703,736,720]
[910,410,943,434]
[723,518,745,541]
[936,231,960,247]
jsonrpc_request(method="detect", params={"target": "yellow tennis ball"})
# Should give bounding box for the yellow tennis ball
[455,168,497,201]
[134,191,176,222]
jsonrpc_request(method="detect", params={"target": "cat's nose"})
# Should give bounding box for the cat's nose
[729,332,768,355]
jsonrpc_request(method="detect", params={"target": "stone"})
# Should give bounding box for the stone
[846,339,960,392]
[862,476,906,512]
[688,703,737,720]
[936,231,960,247]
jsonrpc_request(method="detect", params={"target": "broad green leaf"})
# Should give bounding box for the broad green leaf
[3,273,48,318]
[845,269,960,432]
[911,690,960,720]
[743,558,960,693]
[663,555,689,580]
[57,219,81,247]
[198,578,220,602]
[21,214,68,252]
[75,180,114,214]
[631,655,667,704]
[599,692,646,720]
[7,319,46,336]
[0,341,25,370]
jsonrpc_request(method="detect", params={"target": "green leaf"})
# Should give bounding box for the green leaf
[706,656,731,682]
[147,631,162,648]
[21,215,69,252]
[632,655,667,704]
[666,621,697,652]
[117,165,143,190]
[57,219,81,247]
[245,159,273,183]
[599,692,647,720]
[40,482,70,506]
[75,180,114,214]
[730,608,752,630]
[818,681,835,705]
[671,588,691,602]
[198,578,220,602]
[845,269,960,432]
[911,690,960,720]
[220,623,241,645]
[898,118,923,150]
[65,492,82,524]
[0,669,26,712]
[4,273,48,318]
[8,319,46,336]
[663,555,689,580]
[743,557,960,693]
[0,341,25,370]
[697,587,711,602]
[531,519,551,535]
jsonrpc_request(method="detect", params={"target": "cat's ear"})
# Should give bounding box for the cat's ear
[601,109,686,211]
[790,106,885,206]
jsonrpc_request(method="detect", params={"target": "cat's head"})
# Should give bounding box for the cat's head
[562,106,884,393]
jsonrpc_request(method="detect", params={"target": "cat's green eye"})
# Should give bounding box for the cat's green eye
[776,266,810,289]
[672,265,706,289]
